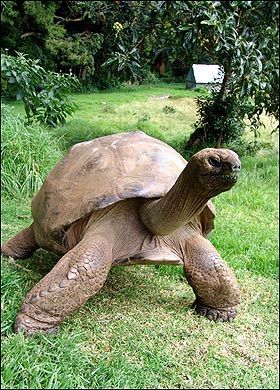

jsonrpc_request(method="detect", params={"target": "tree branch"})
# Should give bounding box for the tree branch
[54,11,88,23]
[21,32,36,38]
[135,37,144,49]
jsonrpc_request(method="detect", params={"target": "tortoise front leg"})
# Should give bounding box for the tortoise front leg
[14,233,112,335]
[183,234,240,322]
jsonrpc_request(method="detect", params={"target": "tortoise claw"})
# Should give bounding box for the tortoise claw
[14,314,59,336]
[192,300,237,322]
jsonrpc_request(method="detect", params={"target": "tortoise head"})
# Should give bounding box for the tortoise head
[187,148,241,195]
[140,147,241,236]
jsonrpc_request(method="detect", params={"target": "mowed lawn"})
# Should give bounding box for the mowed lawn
[1,84,279,389]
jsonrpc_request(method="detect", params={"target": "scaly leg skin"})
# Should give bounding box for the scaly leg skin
[14,233,112,335]
[1,224,39,259]
[183,234,240,322]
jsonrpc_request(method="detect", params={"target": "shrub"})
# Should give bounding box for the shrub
[1,104,62,197]
[1,52,79,127]
[162,105,176,114]
[192,92,247,147]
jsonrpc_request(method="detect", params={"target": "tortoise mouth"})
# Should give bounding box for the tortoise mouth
[210,173,239,183]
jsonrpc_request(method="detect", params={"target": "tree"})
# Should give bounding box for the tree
[0,1,190,85]
[1,1,105,78]
[180,1,279,148]
[1,1,60,69]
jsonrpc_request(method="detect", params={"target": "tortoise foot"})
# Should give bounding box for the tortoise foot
[192,300,237,322]
[1,244,23,259]
[1,225,39,259]
[1,243,34,260]
[14,314,59,336]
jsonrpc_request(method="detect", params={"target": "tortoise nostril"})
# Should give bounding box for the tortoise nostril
[232,163,241,172]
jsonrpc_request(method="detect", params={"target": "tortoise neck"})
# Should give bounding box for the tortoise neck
[139,166,210,235]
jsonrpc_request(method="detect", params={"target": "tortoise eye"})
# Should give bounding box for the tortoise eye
[208,157,221,167]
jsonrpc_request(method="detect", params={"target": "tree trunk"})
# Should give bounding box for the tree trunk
[184,127,206,150]
[215,132,223,148]
[81,66,88,80]
[218,69,228,102]
[214,69,229,148]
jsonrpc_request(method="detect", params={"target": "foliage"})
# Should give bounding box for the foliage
[162,105,176,114]
[1,1,279,143]
[46,32,104,78]
[101,31,143,83]
[191,92,247,147]
[1,104,62,197]
[182,1,279,146]
[1,52,79,126]
[1,1,59,69]
[0,1,185,84]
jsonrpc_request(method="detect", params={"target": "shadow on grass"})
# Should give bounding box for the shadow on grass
[9,250,193,316]
[18,249,60,276]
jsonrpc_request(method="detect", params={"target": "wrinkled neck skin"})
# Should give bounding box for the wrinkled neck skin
[140,163,221,236]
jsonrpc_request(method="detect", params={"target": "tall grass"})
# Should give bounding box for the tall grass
[1,104,62,198]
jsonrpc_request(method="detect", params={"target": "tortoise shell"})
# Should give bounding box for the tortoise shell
[32,131,215,234]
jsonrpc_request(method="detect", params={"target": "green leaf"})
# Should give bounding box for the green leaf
[200,20,212,25]
[117,44,126,53]
[256,57,263,72]
[8,76,16,84]
[16,90,24,100]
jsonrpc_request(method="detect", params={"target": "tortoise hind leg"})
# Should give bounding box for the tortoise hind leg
[1,223,39,259]
[14,233,112,335]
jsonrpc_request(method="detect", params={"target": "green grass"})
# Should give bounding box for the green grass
[1,83,279,389]
[1,104,62,198]
[57,84,201,155]
[211,152,279,278]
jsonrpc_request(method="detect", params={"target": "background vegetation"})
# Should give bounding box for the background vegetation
[1,84,279,389]
[1,1,279,146]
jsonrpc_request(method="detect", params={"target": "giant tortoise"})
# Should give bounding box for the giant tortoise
[1,131,241,335]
